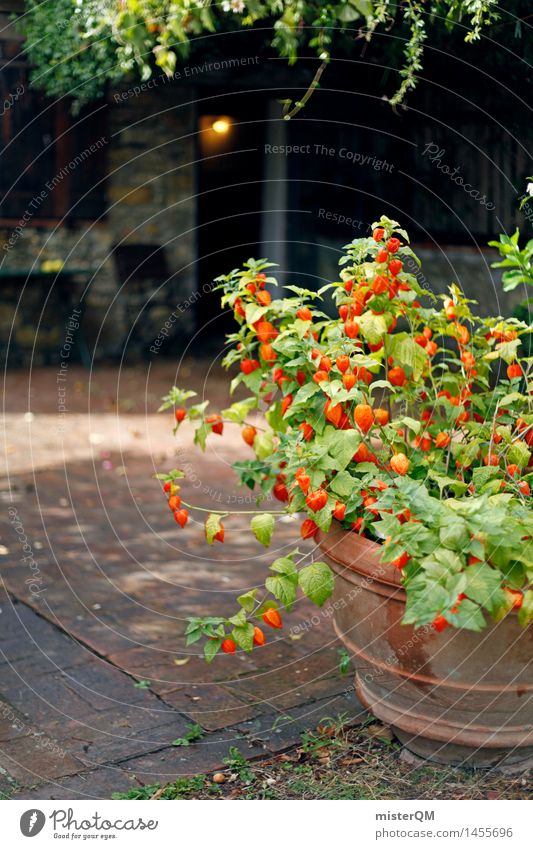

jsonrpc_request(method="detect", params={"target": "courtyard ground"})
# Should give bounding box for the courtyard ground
[1,362,531,801]
[0,361,359,800]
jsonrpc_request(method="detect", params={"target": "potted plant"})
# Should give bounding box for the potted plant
[157,217,533,768]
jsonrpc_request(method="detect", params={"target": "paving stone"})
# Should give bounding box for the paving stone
[159,684,258,731]
[12,768,139,801]
[0,733,85,785]
[235,690,366,752]
[113,734,270,784]
[0,364,358,795]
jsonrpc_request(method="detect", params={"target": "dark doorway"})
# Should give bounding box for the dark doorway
[195,94,265,349]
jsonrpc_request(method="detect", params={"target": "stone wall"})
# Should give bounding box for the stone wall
[0,83,197,364]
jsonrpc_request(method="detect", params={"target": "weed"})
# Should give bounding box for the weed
[172,723,204,747]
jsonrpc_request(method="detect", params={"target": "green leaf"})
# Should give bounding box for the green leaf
[237,589,258,613]
[359,311,388,344]
[229,608,247,627]
[507,441,531,468]
[158,387,196,411]
[399,416,421,435]
[231,622,255,652]
[205,513,225,544]
[270,553,299,577]
[266,401,288,433]
[328,430,361,471]
[187,400,209,420]
[464,563,506,613]
[518,590,533,627]
[194,423,210,451]
[427,470,468,496]
[447,599,486,631]
[154,468,186,481]
[221,397,257,423]
[204,637,222,663]
[496,338,521,364]
[389,333,427,380]
[245,303,269,325]
[254,430,275,459]
[329,471,356,498]
[298,561,334,607]
[265,574,297,611]
[439,516,469,550]
[472,466,501,489]
[172,723,204,746]
[291,382,321,410]
[251,513,275,546]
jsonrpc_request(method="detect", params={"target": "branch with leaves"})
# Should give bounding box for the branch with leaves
[19,0,503,109]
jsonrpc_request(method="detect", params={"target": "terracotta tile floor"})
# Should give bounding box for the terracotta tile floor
[0,361,364,799]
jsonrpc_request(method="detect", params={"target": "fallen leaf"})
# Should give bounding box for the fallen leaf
[367,723,394,742]
[173,657,190,666]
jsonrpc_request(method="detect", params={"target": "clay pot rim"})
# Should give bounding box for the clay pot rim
[319,520,524,617]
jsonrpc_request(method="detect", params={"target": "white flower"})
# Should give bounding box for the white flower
[222,0,245,12]
[526,182,533,197]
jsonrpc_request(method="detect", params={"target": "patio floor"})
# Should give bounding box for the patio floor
[0,361,365,800]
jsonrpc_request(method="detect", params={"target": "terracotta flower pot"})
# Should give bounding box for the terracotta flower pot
[318,522,533,769]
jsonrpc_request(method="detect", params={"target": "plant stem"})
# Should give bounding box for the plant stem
[282,60,328,120]
[180,500,288,516]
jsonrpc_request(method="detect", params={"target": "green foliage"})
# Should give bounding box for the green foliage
[17,0,503,109]
[489,229,533,293]
[18,0,123,109]
[162,215,533,657]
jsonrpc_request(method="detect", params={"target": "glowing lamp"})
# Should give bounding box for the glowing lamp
[212,118,230,135]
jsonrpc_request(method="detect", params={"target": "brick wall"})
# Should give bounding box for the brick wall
[0,84,197,364]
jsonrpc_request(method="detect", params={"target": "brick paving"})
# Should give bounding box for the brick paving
[0,362,365,799]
